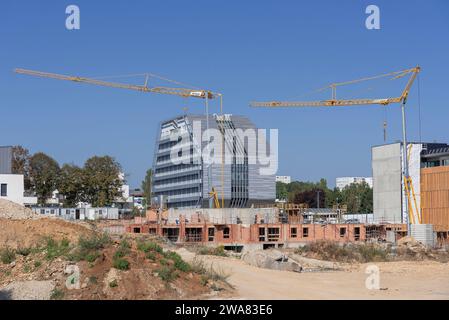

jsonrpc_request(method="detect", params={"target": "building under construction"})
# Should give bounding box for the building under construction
[126,204,408,250]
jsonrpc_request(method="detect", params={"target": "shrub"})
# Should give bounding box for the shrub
[164,251,191,272]
[44,237,71,260]
[50,288,64,300]
[295,241,390,263]
[0,247,16,264]
[113,258,129,270]
[89,276,98,284]
[137,240,163,254]
[146,252,156,261]
[156,266,178,282]
[70,233,111,262]
[198,245,228,257]
[16,247,32,256]
[34,260,42,268]
[190,258,230,282]
[85,252,100,263]
[23,264,31,273]
[78,233,111,251]
[109,279,118,288]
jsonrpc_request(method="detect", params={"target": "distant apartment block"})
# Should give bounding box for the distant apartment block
[336,177,373,190]
[276,176,291,184]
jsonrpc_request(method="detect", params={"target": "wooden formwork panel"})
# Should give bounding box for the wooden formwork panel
[421,166,449,231]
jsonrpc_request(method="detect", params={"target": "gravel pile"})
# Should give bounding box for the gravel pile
[0,199,39,220]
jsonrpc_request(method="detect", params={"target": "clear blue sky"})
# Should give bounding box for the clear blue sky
[1,1,448,188]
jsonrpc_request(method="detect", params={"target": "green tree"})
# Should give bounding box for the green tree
[11,145,32,191]
[293,188,326,208]
[29,152,60,205]
[83,156,123,207]
[58,164,85,207]
[141,168,153,207]
[341,182,373,213]
[325,187,342,208]
[276,181,288,200]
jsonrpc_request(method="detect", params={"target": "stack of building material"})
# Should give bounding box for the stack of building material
[411,224,435,247]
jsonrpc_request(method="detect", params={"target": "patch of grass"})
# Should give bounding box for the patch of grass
[164,251,191,272]
[113,239,131,260]
[198,245,228,257]
[0,247,16,264]
[43,237,71,261]
[113,257,129,270]
[358,244,388,262]
[137,240,163,254]
[50,288,64,300]
[16,247,32,256]
[200,275,208,286]
[146,252,156,261]
[89,276,98,284]
[156,266,178,282]
[34,260,42,268]
[67,233,111,262]
[190,257,230,283]
[85,252,100,263]
[78,233,111,251]
[109,279,118,288]
[23,264,31,273]
[159,258,169,266]
[295,241,390,263]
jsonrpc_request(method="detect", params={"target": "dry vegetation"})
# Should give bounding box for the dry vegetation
[295,240,449,263]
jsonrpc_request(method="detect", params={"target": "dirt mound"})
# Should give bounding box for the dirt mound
[0,235,227,300]
[242,249,302,272]
[0,199,39,220]
[0,218,93,249]
[397,236,425,248]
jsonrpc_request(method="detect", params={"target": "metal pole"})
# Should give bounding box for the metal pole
[205,94,212,208]
[401,99,411,236]
[220,94,224,208]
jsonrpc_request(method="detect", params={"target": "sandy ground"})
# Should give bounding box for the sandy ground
[177,249,449,300]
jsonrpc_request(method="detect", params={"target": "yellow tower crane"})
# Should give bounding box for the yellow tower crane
[14,67,225,209]
[250,66,421,233]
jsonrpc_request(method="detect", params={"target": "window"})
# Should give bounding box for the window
[40,209,45,214]
[303,227,309,238]
[354,227,360,241]
[208,228,215,242]
[259,227,266,242]
[223,227,230,239]
[50,209,55,215]
[0,184,7,197]
[291,227,297,238]
[66,209,71,215]
[340,227,346,237]
[267,228,280,241]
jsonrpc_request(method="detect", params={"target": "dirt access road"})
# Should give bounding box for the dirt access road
[177,249,449,300]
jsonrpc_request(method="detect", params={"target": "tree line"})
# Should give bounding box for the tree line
[11,146,124,207]
[276,178,373,213]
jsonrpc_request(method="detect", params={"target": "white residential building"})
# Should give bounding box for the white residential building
[275,176,291,184]
[336,177,373,190]
[0,174,37,206]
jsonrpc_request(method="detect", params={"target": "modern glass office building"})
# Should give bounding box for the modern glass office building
[152,114,276,209]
